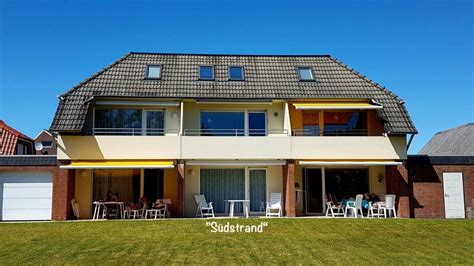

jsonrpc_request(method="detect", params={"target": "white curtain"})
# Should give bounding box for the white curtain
[93,169,137,205]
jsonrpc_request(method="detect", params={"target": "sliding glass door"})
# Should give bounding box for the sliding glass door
[249,169,266,212]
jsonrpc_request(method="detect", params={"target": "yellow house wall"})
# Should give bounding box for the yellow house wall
[163,168,179,206]
[74,169,93,219]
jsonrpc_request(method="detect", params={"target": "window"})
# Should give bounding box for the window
[199,66,214,80]
[41,141,53,148]
[297,67,314,81]
[228,66,244,80]
[146,65,162,79]
[16,143,27,155]
[200,111,245,136]
[94,108,166,136]
[95,109,142,135]
[323,111,368,136]
[302,111,320,136]
[248,112,267,136]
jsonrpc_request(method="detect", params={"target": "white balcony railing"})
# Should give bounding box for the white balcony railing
[183,129,289,136]
[93,128,179,136]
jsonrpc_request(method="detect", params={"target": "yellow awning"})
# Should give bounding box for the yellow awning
[292,102,382,110]
[298,160,401,166]
[60,160,175,169]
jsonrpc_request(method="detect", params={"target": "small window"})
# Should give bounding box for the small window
[297,67,314,81]
[146,65,162,79]
[41,141,53,148]
[229,66,244,81]
[199,66,214,80]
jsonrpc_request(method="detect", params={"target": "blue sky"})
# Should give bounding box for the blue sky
[1,0,472,153]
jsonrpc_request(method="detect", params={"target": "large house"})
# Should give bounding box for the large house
[50,52,417,219]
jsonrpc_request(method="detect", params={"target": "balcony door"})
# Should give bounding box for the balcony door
[304,168,323,214]
[248,112,267,136]
[145,110,165,136]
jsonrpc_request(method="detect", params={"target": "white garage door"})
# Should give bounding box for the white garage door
[0,171,53,221]
[443,172,465,219]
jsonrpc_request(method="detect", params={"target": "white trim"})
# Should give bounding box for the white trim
[179,101,184,136]
[298,161,402,166]
[95,100,180,107]
[60,165,175,169]
[186,160,286,166]
[34,129,52,140]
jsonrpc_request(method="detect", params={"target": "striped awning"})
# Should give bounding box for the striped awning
[60,160,175,169]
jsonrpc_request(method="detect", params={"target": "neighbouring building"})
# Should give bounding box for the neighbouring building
[0,120,35,155]
[49,52,418,220]
[0,121,62,221]
[407,123,474,219]
[35,130,57,155]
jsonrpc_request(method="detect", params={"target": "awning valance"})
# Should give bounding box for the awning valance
[298,160,401,166]
[292,101,382,110]
[60,160,175,169]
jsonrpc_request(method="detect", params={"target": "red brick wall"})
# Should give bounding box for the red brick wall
[407,163,473,219]
[176,163,185,218]
[385,164,411,218]
[283,160,296,217]
[52,169,75,220]
[0,165,74,221]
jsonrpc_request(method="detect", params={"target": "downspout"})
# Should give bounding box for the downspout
[406,133,415,151]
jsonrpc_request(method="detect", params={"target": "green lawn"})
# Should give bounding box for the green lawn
[0,218,473,264]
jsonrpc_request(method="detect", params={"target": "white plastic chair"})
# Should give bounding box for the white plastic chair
[146,199,171,219]
[325,201,344,217]
[367,202,384,218]
[344,194,364,218]
[266,193,282,217]
[129,204,147,219]
[381,194,397,218]
[195,195,215,218]
[71,199,81,219]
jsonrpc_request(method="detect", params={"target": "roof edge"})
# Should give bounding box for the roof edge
[130,51,332,57]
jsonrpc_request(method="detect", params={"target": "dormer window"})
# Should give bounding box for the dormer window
[146,65,162,79]
[229,66,244,81]
[199,66,214,80]
[297,67,314,81]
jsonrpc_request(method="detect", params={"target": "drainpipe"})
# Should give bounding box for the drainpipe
[407,134,415,151]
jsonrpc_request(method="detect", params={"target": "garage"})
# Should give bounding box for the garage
[0,171,53,221]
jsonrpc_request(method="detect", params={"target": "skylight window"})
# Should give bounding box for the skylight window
[229,66,245,81]
[146,65,162,79]
[297,67,314,81]
[199,66,214,80]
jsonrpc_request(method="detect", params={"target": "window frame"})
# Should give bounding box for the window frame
[145,64,162,80]
[41,141,54,149]
[199,65,215,80]
[297,67,315,81]
[228,66,245,81]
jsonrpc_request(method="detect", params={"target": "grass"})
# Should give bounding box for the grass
[0,218,473,264]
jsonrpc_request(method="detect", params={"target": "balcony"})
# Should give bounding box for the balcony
[56,135,180,160]
[57,129,406,161]
[93,128,179,136]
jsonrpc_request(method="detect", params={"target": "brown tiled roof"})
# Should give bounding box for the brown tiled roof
[50,52,417,134]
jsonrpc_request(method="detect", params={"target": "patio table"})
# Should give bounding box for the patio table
[225,200,250,218]
[92,201,125,220]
